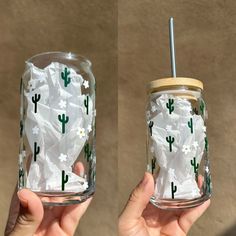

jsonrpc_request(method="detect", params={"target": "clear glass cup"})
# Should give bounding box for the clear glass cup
[19,52,96,205]
[146,77,212,209]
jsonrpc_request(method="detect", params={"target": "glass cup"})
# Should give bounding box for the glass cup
[19,52,96,205]
[146,77,212,209]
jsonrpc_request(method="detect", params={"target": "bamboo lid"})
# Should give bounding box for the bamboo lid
[148,77,203,93]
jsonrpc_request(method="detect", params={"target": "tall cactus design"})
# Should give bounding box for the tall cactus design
[34,142,40,162]
[171,182,177,199]
[190,157,199,174]
[166,98,174,114]
[61,170,69,191]
[149,121,154,136]
[84,95,89,115]
[58,114,69,134]
[200,100,205,115]
[205,137,208,152]
[61,67,71,87]
[166,136,175,152]
[188,117,193,134]
[20,120,23,137]
[151,158,156,174]
[32,93,41,113]
[84,143,92,161]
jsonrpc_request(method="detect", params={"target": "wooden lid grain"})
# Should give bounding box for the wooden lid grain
[148,77,203,93]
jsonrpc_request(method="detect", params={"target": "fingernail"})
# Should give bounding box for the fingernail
[17,191,28,208]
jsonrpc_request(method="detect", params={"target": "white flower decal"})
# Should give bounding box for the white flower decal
[182,145,191,155]
[77,127,86,138]
[59,153,67,162]
[58,99,67,109]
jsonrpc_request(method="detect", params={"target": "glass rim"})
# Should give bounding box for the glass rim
[26,51,92,67]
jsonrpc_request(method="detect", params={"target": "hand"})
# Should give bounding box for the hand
[119,172,210,236]
[5,162,92,236]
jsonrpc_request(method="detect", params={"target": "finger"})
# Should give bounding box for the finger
[119,172,154,222]
[61,197,93,235]
[197,175,204,189]
[73,161,85,177]
[5,185,20,235]
[9,189,44,236]
[179,199,211,234]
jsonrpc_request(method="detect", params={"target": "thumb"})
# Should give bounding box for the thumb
[120,172,154,222]
[9,189,44,236]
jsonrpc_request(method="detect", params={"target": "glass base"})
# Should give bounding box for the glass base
[29,189,94,206]
[150,194,211,210]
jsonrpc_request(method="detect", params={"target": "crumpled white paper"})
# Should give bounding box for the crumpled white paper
[148,94,206,199]
[24,62,93,192]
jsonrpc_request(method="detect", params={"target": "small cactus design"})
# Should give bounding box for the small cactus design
[151,158,156,174]
[205,137,208,152]
[61,170,69,191]
[149,121,154,136]
[61,67,71,87]
[166,136,175,152]
[58,114,69,134]
[171,182,177,199]
[190,157,199,174]
[33,142,40,162]
[19,168,24,186]
[32,93,41,113]
[84,95,89,115]
[84,143,92,161]
[166,98,174,114]
[188,117,193,134]
[200,100,205,115]
[206,175,211,193]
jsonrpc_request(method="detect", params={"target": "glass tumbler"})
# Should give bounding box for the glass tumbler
[146,77,212,209]
[19,52,96,205]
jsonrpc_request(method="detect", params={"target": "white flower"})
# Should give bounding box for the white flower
[150,145,155,153]
[202,126,206,132]
[151,105,157,113]
[77,127,86,138]
[32,126,39,135]
[193,141,199,149]
[205,166,209,172]
[58,99,67,109]
[87,125,92,133]
[182,145,191,155]
[166,125,172,132]
[146,111,151,119]
[83,80,89,89]
[59,153,67,162]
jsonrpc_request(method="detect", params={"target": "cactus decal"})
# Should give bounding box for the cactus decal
[166,98,174,114]
[84,143,92,162]
[84,95,89,115]
[34,142,40,162]
[61,67,71,87]
[188,117,193,134]
[205,137,208,152]
[166,136,175,152]
[19,168,24,186]
[20,120,23,137]
[151,158,156,174]
[61,170,69,191]
[32,93,41,113]
[171,182,177,199]
[149,121,154,136]
[206,175,211,193]
[58,113,69,134]
[190,157,199,174]
[200,100,205,115]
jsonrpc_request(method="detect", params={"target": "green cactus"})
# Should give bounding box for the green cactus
[166,98,174,114]
[84,143,92,161]
[149,121,154,136]
[151,158,156,174]
[34,142,40,162]
[58,113,69,134]
[188,117,193,134]
[171,182,177,199]
[206,175,211,194]
[166,136,175,152]
[205,137,208,152]
[200,100,205,115]
[84,95,89,115]
[32,93,41,113]
[190,157,199,174]
[61,170,69,191]
[61,67,71,87]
